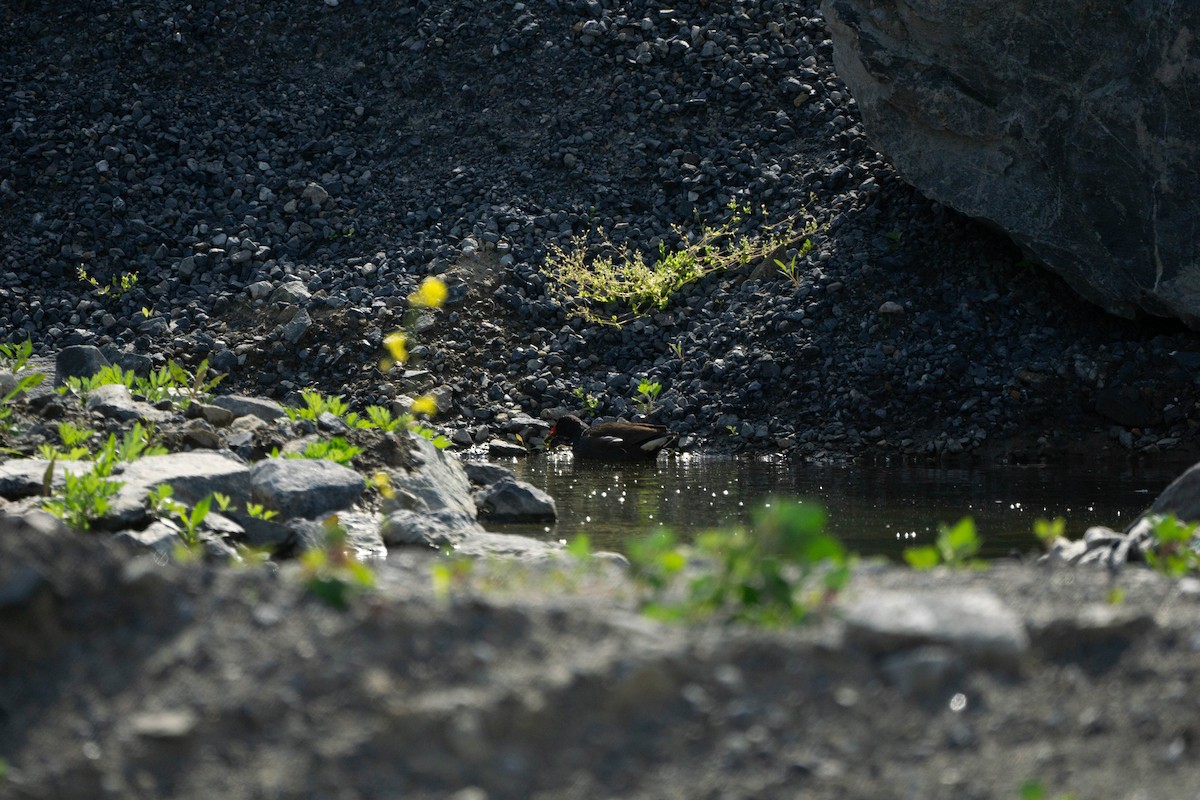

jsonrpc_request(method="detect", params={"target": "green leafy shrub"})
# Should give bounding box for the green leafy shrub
[545,212,816,326]
[627,500,850,625]
[0,372,44,441]
[42,468,124,531]
[301,518,376,610]
[632,379,662,415]
[62,359,223,409]
[148,484,211,549]
[903,517,985,570]
[37,421,95,461]
[1144,514,1200,577]
[0,339,35,373]
[274,437,363,466]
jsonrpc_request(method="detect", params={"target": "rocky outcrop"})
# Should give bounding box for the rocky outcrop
[822,0,1200,326]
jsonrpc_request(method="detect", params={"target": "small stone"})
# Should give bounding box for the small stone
[130,709,198,739]
[475,477,557,523]
[302,181,330,205]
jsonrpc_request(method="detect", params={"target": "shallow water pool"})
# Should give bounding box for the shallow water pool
[479,455,1184,560]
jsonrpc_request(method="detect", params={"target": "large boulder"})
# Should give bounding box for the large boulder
[822,0,1200,326]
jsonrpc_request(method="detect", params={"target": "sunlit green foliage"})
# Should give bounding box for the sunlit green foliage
[903,517,985,570]
[302,518,376,610]
[626,500,850,625]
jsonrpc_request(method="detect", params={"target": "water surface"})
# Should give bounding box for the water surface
[483,455,1182,560]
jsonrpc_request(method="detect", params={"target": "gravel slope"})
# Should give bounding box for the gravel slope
[3,0,1200,463]
[5,518,1200,800]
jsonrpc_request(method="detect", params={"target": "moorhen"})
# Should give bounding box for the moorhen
[549,414,678,461]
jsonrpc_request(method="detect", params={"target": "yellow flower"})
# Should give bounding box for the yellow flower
[383,330,408,362]
[411,394,438,417]
[379,330,408,372]
[409,276,448,309]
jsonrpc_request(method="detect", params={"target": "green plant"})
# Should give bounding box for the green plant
[668,340,685,361]
[62,364,135,396]
[1019,779,1077,800]
[775,238,815,287]
[632,379,662,415]
[149,484,211,549]
[301,518,376,610]
[37,421,95,460]
[431,555,476,600]
[626,501,850,625]
[42,465,124,531]
[78,267,138,298]
[155,359,225,406]
[1144,514,1200,577]
[0,371,45,440]
[60,359,222,409]
[277,437,363,466]
[107,422,168,467]
[1033,516,1066,548]
[409,421,452,449]
[363,404,403,432]
[903,517,985,570]
[573,387,600,415]
[245,502,279,521]
[0,339,34,372]
[286,388,352,422]
[545,211,817,326]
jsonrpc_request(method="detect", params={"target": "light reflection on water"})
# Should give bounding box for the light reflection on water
[481,454,1181,560]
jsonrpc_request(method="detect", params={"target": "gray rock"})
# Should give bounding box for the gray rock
[454,530,563,560]
[336,510,388,561]
[842,588,1029,667]
[113,520,180,558]
[268,280,311,306]
[101,348,152,377]
[380,508,483,548]
[0,459,90,499]
[1131,460,1200,528]
[281,308,313,344]
[488,440,527,458]
[181,419,222,449]
[211,395,288,423]
[84,384,170,424]
[55,345,109,386]
[464,462,516,486]
[301,181,330,206]
[385,434,477,518]
[475,477,557,523]
[105,451,254,528]
[822,0,1200,327]
[249,458,365,521]
[189,402,236,427]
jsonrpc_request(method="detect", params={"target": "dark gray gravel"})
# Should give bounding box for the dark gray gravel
[3,0,1199,463]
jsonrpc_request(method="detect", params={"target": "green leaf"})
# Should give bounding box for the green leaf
[566,534,593,561]
[903,546,941,570]
[1033,517,1065,545]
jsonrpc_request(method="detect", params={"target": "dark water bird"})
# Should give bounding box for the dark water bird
[549,414,678,461]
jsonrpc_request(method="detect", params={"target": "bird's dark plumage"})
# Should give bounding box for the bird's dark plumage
[549,414,678,461]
